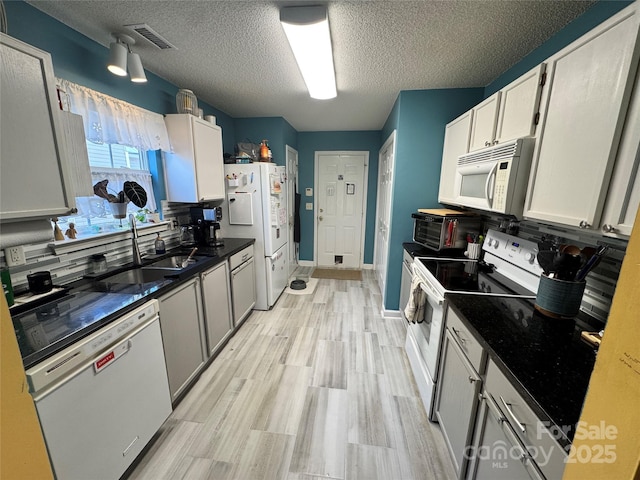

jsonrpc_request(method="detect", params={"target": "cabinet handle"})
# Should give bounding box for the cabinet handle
[468,376,478,383]
[451,327,466,343]
[579,220,591,229]
[602,224,615,233]
[499,395,527,433]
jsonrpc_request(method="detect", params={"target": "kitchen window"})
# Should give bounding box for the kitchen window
[55,78,171,239]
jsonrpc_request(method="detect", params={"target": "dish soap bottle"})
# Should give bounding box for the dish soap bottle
[154,233,166,254]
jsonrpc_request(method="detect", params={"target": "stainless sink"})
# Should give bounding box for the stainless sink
[145,254,202,270]
[102,267,177,284]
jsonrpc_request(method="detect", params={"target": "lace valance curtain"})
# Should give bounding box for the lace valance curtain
[57,78,171,152]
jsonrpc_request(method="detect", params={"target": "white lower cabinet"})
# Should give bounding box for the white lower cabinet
[201,261,233,357]
[436,308,485,479]
[158,277,206,401]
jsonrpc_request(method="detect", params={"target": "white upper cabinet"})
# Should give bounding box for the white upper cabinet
[494,64,546,144]
[0,34,77,221]
[163,114,225,203]
[599,64,640,238]
[523,4,640,230]
[438,111,473,205]
[469,64,546,153]
[469,92,501,152]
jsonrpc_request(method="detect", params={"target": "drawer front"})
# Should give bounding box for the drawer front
[485,359,567,480]
[229,245,254,270]
[446,307,485,374]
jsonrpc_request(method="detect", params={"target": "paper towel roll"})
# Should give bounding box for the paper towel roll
[0,219,54,248]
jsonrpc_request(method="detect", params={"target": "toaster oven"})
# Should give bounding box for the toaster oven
[411,209,481,251]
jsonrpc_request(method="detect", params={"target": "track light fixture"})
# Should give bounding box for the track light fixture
[107,33,147,83]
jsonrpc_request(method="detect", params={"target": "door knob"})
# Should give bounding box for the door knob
[319,216,323,221]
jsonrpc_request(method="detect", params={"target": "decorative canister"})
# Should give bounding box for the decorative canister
[176,89,198,115]
[535,274,586,318]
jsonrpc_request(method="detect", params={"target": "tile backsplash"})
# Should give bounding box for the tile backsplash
[482,214,627,322]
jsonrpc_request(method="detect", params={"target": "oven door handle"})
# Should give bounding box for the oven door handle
[419,283,443,305]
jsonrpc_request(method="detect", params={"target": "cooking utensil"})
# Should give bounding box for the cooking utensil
[182,247,198,268]
[552,252,582,280]
[537,251,556,275]
[575,245,608,281]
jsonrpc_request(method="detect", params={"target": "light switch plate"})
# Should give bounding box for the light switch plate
[305,203,313,211]
[305,188,313,197]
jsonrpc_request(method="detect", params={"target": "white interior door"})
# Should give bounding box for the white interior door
[286,145,299,275]
[374,131,396,296]
[315,152,368,268]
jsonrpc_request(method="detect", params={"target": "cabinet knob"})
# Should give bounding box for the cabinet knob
[318,216,323,222]
[468,376,477,383]
[492,140,499,145]
[68,208,78,214]
[485,141,491,147]
[602,224,615,233]
[579,220,591,229]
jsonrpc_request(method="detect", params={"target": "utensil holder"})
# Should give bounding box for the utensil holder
[535,274,586,318]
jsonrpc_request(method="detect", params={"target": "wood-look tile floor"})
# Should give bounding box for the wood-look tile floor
[126,268,455,480]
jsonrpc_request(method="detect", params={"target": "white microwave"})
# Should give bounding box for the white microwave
[454,138,534,217]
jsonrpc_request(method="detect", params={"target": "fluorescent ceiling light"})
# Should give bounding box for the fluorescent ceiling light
[280,6,337,100]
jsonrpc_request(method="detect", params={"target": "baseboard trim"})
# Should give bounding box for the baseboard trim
[381,308,402,319]
[362,263,374,270]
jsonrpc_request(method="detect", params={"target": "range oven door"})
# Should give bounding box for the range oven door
[405,278,445,420]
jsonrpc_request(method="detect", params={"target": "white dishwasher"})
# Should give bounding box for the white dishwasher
[229,245,256,326]
[27,300,172,480]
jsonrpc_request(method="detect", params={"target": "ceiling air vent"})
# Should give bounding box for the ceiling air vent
[125,23,176,50]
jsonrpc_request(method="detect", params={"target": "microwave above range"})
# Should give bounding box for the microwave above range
[411,209,481,252]
[453,138,534,217]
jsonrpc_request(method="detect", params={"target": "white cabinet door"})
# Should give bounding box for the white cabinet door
[524,6,640,229]
[231,257,256,326]
[0,34,76,221]
[435,330,482,477]
[600,65,640,238]
[201,261,233,357]
[164,114,225,203]
[158,278,206,401]
[495,64,546,144]
[438,111,472,205]
[469,92,501,152]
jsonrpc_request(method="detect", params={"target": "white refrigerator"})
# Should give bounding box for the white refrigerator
[221,163,289,310]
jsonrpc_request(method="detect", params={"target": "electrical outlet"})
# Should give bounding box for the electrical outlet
[5,246,26,266]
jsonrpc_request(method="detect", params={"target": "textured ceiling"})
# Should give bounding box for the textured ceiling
[27,1,595,131]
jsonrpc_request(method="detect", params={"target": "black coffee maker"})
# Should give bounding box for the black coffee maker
[190,207,224,247]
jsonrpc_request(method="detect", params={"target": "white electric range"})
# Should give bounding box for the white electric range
[404,229,544,421]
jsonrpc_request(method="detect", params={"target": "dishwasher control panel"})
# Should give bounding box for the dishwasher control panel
[26,300,159,394]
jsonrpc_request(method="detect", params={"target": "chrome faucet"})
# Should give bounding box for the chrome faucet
[129,213,143,266]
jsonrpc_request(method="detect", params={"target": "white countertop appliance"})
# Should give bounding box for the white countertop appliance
[26,300,172,480]
[454,138,534,216]
[221,163,289,310]
[404,229,543,421]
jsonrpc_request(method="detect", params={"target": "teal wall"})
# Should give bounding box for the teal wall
[234,117,298,165]
[297,132,382,264]
[382,89,484,309]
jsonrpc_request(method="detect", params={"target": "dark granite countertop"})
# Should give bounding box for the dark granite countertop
[12,238,255,369]
[447,293,603,447]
